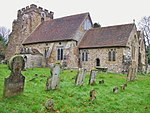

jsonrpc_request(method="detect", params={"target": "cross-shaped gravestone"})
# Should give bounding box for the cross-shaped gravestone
[46,63,60,90]
[89,70,97,85]
[3,55,25,97]
[75,68,85,86]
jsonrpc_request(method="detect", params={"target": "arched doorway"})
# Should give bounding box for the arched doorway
[96,58,100,66]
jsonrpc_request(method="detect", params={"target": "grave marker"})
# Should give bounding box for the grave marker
[127,61,136,81]
[90,90,96,101]
[3,55,25,97]
[89,70,97,85]
[75,68,85,86]
[46,63,60,90]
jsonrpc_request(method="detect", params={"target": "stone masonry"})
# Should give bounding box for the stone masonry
[6,4,53,60]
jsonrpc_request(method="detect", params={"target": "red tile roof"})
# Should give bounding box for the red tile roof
[23,13,89,44]
[79,23,135,48]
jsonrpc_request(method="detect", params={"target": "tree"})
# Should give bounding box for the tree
[138,16,150,64]
[138,16,150,48]
[93,23,101,28]
[0,27,10,61]
[0,26,10,44]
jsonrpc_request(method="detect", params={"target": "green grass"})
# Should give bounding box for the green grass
[0,64,150,113]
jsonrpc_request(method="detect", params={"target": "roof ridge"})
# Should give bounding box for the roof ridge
[101,23,135,28]
[54,12,89,20]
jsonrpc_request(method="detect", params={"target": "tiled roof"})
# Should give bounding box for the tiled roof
[23,13,89,44]
[79,23,135,48]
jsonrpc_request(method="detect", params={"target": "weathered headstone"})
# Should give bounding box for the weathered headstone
[113,86,118,93]
[99,79,104,84]
[127,61,136,81]
[75,68,86,86]
[3,55,25,97]
[46,63,60,90]
[120,83,127,90]
[89,70,97,85]
[45,99,55,111]
[90,90,96,101]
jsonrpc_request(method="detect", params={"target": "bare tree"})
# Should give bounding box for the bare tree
[138,16,150,48]
[0,26,10,43]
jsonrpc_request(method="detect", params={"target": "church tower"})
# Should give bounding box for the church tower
[6,4,54,60]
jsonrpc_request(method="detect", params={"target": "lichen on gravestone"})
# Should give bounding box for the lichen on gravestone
[3,55,25,97]
[75,68,86,86]
[45,63,61,90]
[89,70,97,85]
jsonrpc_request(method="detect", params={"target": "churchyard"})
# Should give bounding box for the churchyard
[0,64,150,113]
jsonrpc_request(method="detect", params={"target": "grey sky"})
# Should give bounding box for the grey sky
[0,0,150,31]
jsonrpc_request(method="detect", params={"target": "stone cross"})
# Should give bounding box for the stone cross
[75,68,85,86]
[89,70,97,85]
[46,63,60,90]
[3,55,25,97]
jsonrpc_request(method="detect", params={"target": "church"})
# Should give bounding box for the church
[6,4,146,73]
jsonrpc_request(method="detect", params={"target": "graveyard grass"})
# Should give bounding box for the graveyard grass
[0,64,150,113]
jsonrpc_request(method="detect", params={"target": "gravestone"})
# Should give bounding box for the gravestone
[120,83,127,90]
[46,63,60,90]
[99,79,104,84]
[89,70,97,85]
[113,86,118,93]
[45,99,55,111]
[90,90,96,101]
[127,61,136,81]
[3,55,25,97]
[75,68,86,86]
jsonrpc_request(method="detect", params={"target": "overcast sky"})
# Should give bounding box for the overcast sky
[0,0,150,31]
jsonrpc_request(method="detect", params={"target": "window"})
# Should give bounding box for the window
[96,58,100,66]
[57,48,63,60]
[108,51,111,61]
[113,51,116,61]
[131,45,135,59]
[84,19,91,31]
[108,49,116,61]
[81,50,88,61]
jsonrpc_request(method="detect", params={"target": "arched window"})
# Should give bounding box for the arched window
[57,48,63,60]
[108,51,111,61]
[24,55,27,62]
[81,50,88,61]
[113,51,116,61]
[108,49,116,61]
[96,58,100,66]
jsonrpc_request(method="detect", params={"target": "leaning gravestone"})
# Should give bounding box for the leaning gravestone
[75,68,85,86]
[3,55,25,97]
[46,63,60,90]
[127,61,136,81]
[89,70,97,85]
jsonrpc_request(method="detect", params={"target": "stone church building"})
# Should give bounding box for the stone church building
[6,4,146,73]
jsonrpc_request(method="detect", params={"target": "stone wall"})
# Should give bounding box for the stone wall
[5,4,53,60]
[80,25,139,73]
[126,25,139,72]
[24,40,79,68]
[80,47,125,73]
[21,54,43,68]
